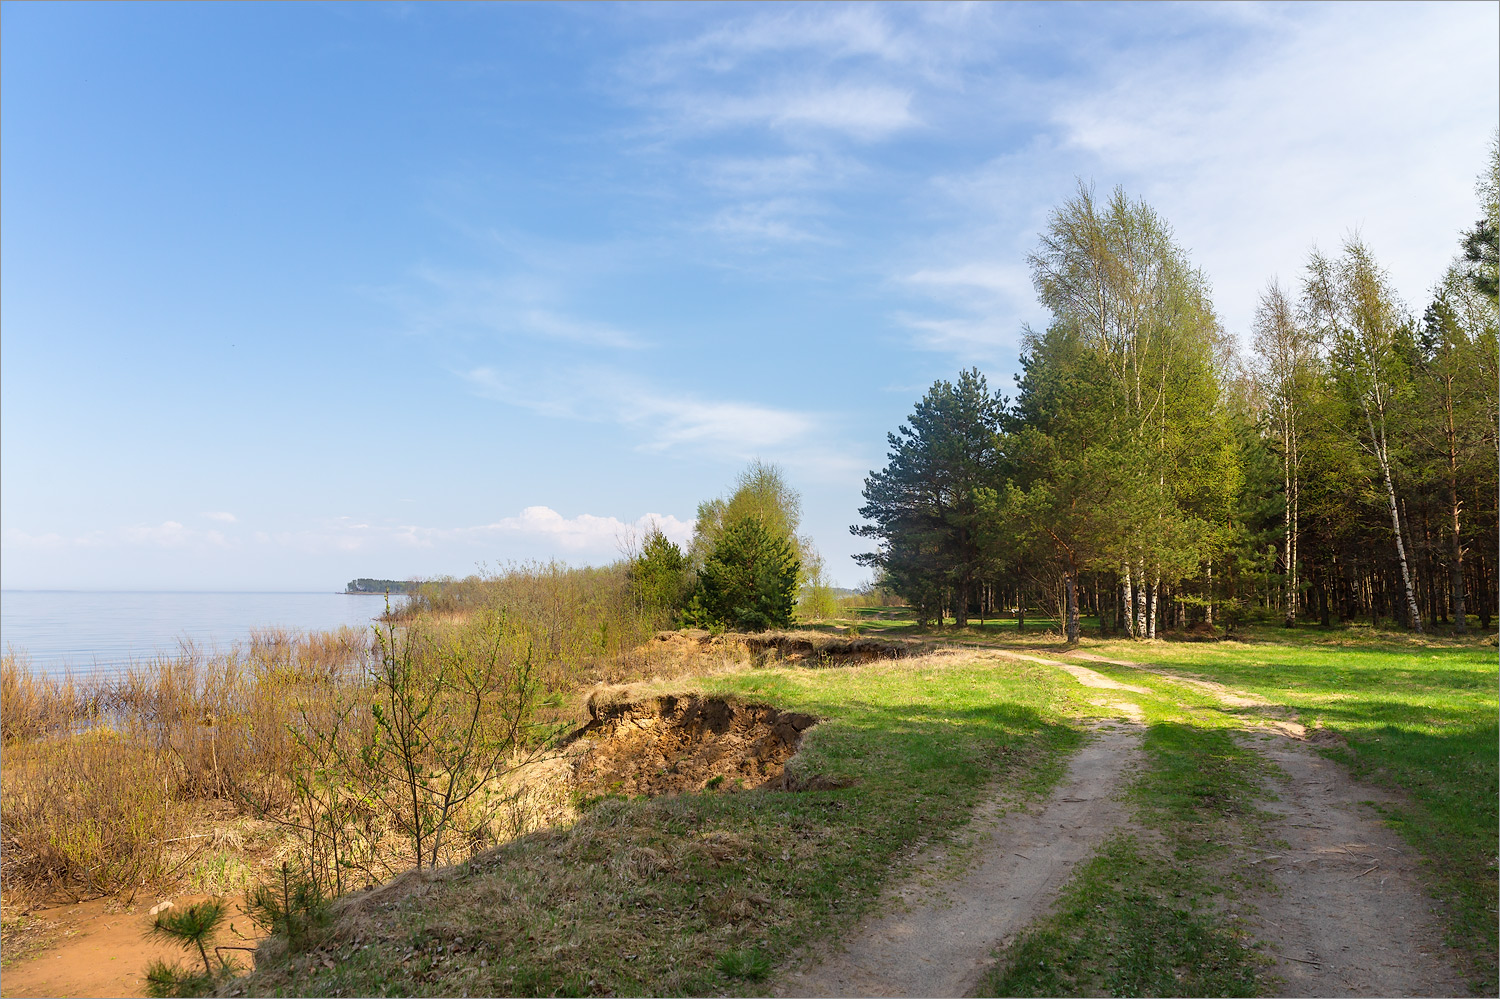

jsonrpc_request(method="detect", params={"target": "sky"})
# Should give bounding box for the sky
[2,1,1496,591]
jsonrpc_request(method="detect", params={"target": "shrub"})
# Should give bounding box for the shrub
[1,730,186,900]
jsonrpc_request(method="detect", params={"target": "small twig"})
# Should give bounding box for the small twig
[1352,864,1379,879]
[1013,853,1031,860]
[1285,956,1322,966]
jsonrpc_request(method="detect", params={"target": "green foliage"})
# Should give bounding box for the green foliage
[630,525,691,614]
[853,368,1006,627]
[692,460,808,573]
[696,515,800,632]
[144,900,232,997]
[245,861,330,954]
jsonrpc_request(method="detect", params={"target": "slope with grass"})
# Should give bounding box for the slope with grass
[225,653,1091,997]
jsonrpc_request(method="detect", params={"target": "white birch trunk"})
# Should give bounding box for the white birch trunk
[1134,561,1148,637]
[1367,406,1424,633]
[1121,565,1135,638]
[1146,574,1159,639]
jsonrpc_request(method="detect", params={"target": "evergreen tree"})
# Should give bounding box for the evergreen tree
[696,515,800,632]
[852,369,1006,627]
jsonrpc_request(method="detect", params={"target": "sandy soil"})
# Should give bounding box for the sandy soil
[0,896,260,999]
[777,720,1145,998]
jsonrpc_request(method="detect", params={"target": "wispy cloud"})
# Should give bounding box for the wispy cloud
[396,267,650,349]
[705,198,830,244]
[201,511,237,523]
[266,509,694,556]
[5,508,695,560]
[461,365,819,456]
[4,522,231,550]
[666,82,919,142]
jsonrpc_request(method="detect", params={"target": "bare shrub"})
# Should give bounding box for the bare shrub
[395,562,668,689]
[1,652,91,745]
[2,730,187,901]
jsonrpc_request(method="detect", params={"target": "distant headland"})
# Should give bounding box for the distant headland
[344,578,418,594]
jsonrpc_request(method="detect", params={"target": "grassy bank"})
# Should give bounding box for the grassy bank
[225,654,1090,997]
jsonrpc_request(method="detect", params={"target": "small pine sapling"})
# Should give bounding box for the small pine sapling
[143,900,229,997]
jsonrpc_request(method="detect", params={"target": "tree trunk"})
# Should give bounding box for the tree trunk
[1064,568,1080,644]
[1146,574,1159,639]
[1283,412,1296,626]
[1444,380,1468,633]
[1121,564,1136,638]
[1205,559,1214,627]
[1367,408,1424,633]
[1134,561,1148,638]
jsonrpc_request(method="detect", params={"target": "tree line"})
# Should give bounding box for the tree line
[854,140,1499,642]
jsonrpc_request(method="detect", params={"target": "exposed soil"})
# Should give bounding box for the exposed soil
[648,628,915,669]
[1241,732,1470,997]
[741,632,913,667]
[0,896,262,999]
[778,721,1145,998]
[569,693,822,797]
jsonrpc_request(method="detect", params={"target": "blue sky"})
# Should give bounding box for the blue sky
[3,1,1496,590]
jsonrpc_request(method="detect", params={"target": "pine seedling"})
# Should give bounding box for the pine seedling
[144,900,228,997]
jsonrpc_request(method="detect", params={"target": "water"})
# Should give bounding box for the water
[0,591,404,677]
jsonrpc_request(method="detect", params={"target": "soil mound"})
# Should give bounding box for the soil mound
[740,631,910,666]
[570,694,819,797]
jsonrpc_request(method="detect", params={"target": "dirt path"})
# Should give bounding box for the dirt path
[1056,647,1472,995]
[777,721,1144,998]
[1239,732,1470,997]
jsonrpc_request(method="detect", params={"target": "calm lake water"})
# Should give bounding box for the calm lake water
[0,591,403,677]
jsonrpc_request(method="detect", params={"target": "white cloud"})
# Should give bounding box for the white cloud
[900,4,1497,355]
[625,392,814,452]
[706,199,828,243]
[260,509,695,556]
[4,522,231,550]
[202,511,237,523]
[1043,3,1496,339]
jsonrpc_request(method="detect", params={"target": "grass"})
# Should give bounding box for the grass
[224,654,1092,997]
[1056,625,1499,987]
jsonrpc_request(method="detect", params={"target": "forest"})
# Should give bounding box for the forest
[853,144,1499,643]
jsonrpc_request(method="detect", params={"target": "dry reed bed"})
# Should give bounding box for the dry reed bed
[1,564,690,912]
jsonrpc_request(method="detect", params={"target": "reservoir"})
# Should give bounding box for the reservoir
[0,590,403,677]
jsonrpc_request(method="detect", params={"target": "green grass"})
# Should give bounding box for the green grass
[1062,625,1499,987]
[936,622,1498,989]
[979,720,1279,998]
[228,655,1092,997]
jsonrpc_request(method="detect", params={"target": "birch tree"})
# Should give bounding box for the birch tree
[1304,237,1424,632]
[1027,182,1231,636]
[1252,281,1315,625]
